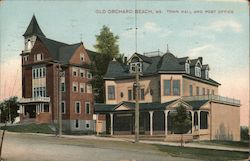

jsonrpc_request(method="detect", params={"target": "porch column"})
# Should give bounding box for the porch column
[96,114,99,136]
[110,113,113,136]
[149,111,154,136]
[198,110,201,131]
[164,110,169,136]
[191,111,194,134]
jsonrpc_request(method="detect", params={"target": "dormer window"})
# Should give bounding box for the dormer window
[185,62,190,74]
[27,39,32,50]
[205,69,209,79]
[130,62,142,73]
[34,53,44,62]
[129,57,142,73]
[195,61,201,77]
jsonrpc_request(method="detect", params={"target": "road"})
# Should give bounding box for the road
[1,132,199,161]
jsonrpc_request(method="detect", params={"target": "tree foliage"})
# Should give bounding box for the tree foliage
[91,25,122,103]
[171,104,192,146]
[0,96,19,123]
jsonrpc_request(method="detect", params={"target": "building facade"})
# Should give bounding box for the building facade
[95,51,241,141]
[19,15,95,132]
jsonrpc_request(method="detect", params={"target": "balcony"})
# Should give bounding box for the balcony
[19,97,50,104]
[182,95,240,106]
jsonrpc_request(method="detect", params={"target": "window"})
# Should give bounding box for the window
[72,67,78,77]
[85,120,90,129]
[108,86,115,99]
[80,53,85,62]
[207,89,210,95]
[128,89,133,100]
[34,53,43,62]
[80,83,85,93]
[163,80,171,96]
[61,101,66,114]
[130,62,142,73]
[23,55,29,62]
[173,80,180,96]
[33,87,46,98]
[140,88,145,100]
[196,87,199,96]
[212,90,215,95]
[87,84,92,93]
[85,102,91,114]
[32,67,46,79]
[202,88,205,95]
[205,70,209,80]
[189,85,193,96]
[75,102,81,114]
[75,119,79,128]
[87,71,92,79]
[200,112,208,129]
[72,82,78,92]
[185,62,190,74]
[195,66,201,77]
[61,82,65,92]
[80,69,85,78]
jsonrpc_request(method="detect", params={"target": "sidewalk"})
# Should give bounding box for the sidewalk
[60,134,249,153]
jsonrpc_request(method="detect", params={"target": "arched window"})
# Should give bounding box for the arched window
[27,39,32,50]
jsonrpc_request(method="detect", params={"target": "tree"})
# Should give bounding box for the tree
[91,25,121,103]
[0,97,19,123]
[172,104,192,146]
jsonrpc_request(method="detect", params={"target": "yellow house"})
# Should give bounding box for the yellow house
[94,50,240,141]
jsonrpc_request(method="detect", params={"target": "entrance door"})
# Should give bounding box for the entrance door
[25,105,36,118]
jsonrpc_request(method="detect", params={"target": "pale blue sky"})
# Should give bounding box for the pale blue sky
[0,0,249,125]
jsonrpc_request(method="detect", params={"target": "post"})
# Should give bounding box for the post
[198,110,200,131]
[58,63,62,137]
[96,114,99,136]
[191,111,194,134]
[164,110,169,136]
[134,65,140,142]
[110,113,113,136]
[149,111,154,136]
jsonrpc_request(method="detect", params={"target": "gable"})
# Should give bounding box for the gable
[166,99,192,110]
[69,44,91,65]
[29,39,52,63]
[115,104,131,111]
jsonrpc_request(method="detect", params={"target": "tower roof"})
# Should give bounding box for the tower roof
[23,15,45,37]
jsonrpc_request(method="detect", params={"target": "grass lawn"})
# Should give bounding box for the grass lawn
[0,123,54,134]
[155,144,249,161]
[197,140,249,148]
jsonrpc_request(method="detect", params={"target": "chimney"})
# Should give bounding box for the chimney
[198,57,203,64]
[124,56,127,64]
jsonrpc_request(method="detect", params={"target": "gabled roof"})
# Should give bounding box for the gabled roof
[185,100,209,110]
[23,15,45,37]
[59,43,82,64]
[158,53,185,72]
[202,64,209,70]
[178,57,189,64]
[135,53,152,63]
[190,59,200,67]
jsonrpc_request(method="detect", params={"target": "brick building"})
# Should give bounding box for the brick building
[19,15,95,132]
[95,51,241,141]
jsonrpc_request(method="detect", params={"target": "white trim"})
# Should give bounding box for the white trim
[75,101,81,114]
[61,101,66,114]
[85,120,90,129]
[85,102,91,114]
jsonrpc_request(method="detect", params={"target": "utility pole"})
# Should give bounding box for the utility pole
[58,63,62,137]
[134,65,140,143]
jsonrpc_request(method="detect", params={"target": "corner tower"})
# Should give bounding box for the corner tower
[22,15,45,53]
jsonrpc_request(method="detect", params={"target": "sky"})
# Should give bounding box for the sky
[0,0,249,126]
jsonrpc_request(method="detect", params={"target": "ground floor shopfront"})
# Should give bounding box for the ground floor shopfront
[95,98,240,141]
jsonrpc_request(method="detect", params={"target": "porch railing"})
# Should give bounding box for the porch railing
[182,95,240,106]
[19,97,50,103]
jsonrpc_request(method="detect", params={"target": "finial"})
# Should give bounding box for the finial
[80,33,83,42]
[167,44,170,53]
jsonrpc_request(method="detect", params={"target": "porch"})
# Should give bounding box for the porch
[18,97,52,123]
[94,99,211,140]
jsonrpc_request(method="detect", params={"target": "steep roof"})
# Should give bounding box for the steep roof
[23,15,45,37]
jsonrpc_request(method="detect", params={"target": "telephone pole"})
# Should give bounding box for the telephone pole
[134,65,140,142]
[58,63,62,137]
